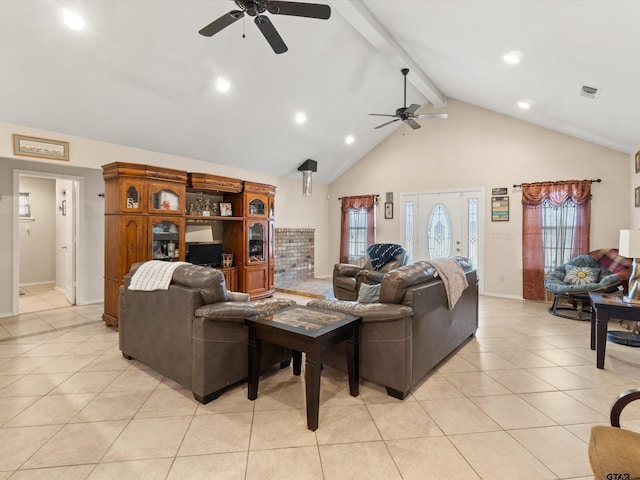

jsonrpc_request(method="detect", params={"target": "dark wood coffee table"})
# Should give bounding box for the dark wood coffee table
[246,305,361,431]
[589,292,640,368]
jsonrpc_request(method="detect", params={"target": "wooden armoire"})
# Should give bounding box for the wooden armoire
[102,162,276,328]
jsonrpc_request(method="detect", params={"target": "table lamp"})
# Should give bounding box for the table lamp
[619,229,640,303]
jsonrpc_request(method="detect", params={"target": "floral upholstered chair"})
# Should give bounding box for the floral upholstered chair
[544,249,631,320]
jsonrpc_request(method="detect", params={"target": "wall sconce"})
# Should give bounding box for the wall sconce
[297,159,318,196]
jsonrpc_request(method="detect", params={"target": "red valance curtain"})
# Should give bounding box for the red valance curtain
[340,195,376,263]
[522,180,592,300]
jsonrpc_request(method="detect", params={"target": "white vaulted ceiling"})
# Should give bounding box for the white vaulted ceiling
[1,1,638,184]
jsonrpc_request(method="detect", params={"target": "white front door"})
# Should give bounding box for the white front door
[400,189,482,288]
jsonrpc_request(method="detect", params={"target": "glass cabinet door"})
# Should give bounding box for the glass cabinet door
[151,220,180,261]
[248,222,265,262]
[152,189,180,211]
[248,198,265,216]
[119,178,145,213]
[148,182,183,213]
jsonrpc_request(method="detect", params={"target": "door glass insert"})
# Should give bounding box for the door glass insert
[19,192,32,217]
[427,203,451,259]
[152,221,180,261]
[248,223,265,262]
[404,200,414,262]
[249,198,265,215]
[467,198,478,267]
[152,189,179,211]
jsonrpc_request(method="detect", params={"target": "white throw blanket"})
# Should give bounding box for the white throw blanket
[128,260,189,291]
[425,258,469,309]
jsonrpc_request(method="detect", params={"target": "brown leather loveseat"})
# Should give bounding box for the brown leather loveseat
[309,258,478,399]
[119,262,294,403]
[333,244,409,300]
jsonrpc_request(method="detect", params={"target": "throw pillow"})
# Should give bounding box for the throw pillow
[563,266,599,286]
[357,282,381,303]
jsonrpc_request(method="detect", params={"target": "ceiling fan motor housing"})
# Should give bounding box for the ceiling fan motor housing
[236,1,267,16]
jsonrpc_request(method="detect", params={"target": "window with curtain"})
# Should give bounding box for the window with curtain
[541,199,578,272]
[521,180,592,300]
[340,194,376,265]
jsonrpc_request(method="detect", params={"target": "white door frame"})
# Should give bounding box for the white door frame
[12,170,82,316]
[400,187,485,294]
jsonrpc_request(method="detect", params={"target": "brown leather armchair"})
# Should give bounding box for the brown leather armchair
[119,262,294,403]
[333,244,408,300]
[589,388,640,479]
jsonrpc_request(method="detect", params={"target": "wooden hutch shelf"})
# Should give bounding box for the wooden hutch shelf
[102,162,276,328]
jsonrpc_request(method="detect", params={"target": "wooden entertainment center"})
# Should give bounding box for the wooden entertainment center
[102,162,276,328]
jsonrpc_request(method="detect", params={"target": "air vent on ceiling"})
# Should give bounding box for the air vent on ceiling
[580,85,600,99]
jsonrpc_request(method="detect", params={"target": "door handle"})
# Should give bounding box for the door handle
[61,246,68,249]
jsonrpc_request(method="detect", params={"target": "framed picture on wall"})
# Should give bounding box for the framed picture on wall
[491,196,509,221]
[13,134,69,161]
[635,187,640,208]
[636,150,640,173]
[384,202,393,219]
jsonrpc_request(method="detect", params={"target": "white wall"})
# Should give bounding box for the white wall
[328,99,630,298]
[0,122,331,316]
[18,177,56,285]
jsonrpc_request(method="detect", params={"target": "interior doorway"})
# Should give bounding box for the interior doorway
[400,188,484,293]
[13,171,79,315]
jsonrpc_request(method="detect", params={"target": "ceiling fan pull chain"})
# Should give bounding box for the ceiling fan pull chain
[242,15,246,38]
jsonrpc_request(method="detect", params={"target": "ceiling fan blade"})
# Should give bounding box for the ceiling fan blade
[374,118,400,129]
[417,113,449,119]
[254,15,288,54]
[199,10,244,37]
[405,119,422,130]
[369,113,396,118]
[267,1,331,19]
[405,103,421,115]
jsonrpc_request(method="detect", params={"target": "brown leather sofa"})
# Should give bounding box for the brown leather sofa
[309,258,478,399]
[119,262,294,404]
[333,245,408,301]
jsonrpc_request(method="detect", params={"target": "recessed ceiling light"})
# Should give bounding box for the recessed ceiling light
[63,9,85,30]
[517,101,531,110]
[215,77,230,93]
[503,51,522,65]
[295,112,307,125]
[345,135,355,145]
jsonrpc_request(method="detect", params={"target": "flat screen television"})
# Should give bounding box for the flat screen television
[187,243,222,267]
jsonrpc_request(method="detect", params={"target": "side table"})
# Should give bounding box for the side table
[246,305,361,431]
[589,292,640,369]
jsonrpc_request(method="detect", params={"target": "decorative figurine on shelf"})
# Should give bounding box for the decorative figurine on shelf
[194,197,203,216]
[212,202,219,216]
[188,202,195,216]
[203,199,212,217]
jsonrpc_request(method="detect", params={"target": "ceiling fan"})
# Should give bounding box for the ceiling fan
[370,68,448,130]
[198,1,331,54]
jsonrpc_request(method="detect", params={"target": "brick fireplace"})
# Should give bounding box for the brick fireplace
[274,228,314,287]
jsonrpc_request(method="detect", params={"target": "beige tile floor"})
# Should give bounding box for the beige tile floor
[1,294,640,479]
[18,284,72,315]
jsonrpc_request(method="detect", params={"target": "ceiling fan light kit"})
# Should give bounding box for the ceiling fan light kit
[369,68,448,130]
[199,0,331,54]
